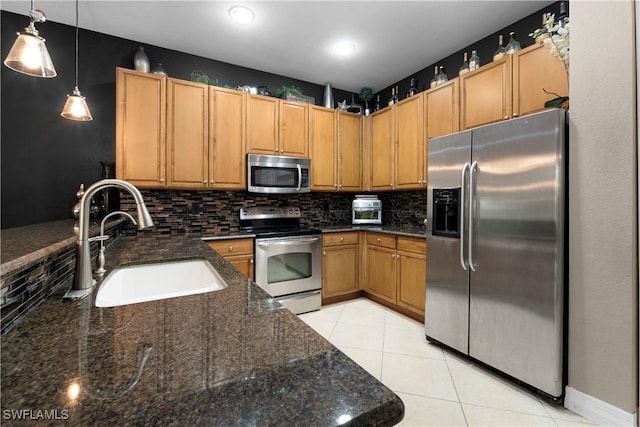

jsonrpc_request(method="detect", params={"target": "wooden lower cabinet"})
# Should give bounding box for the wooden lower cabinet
[206,238,254,280]
[364,232,426,321]
[321,232,360,303]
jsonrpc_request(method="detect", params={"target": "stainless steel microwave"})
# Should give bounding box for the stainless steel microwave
[247,154,311,194]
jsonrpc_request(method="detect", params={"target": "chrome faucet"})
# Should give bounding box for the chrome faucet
[64,179,154,300]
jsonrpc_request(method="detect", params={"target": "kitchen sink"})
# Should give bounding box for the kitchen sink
[95,259,227,307]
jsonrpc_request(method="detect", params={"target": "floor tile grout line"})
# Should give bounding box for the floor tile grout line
[442,346,471,427]
[461,401,561,422]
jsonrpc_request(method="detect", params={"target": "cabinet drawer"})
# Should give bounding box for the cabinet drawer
[207,238,253,256]
[397,237,426,254]
[323,232,359,246]
[366,233,396,249]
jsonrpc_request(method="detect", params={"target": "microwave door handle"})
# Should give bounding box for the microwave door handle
[296,164,302,192]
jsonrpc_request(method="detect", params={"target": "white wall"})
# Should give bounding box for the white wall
[568,0,638,419]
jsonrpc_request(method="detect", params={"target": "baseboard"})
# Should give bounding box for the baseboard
[565,386,637,426]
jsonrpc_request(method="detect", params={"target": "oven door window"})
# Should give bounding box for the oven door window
[354,208,380,220]
[266,252,312,284]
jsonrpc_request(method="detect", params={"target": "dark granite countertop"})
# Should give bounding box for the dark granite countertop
[1,219,123,275]
[1,235,404,426]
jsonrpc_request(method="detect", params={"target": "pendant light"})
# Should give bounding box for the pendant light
[3,1,57,78]
[61,0,92,121]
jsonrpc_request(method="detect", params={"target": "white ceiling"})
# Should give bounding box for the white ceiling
[1,1,553,92]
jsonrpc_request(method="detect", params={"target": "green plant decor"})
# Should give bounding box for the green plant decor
[275,85,303,98]
[359,87,373,103]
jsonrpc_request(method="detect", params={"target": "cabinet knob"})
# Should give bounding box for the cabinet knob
[504,116,509,120]
[204,180,208,184]
[280,149,284,153]
[377,238,381,243]
[338,184,343,188]
[250,259,253,264]
[334,184,338,188]
[340,237,344,242]
[513,112,519,117]
[323,251,326,256]
[274,149,279,153]
[160,178,165,182]
[229,246,233,252]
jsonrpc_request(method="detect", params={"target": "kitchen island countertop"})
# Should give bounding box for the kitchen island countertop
[1,235,404,426]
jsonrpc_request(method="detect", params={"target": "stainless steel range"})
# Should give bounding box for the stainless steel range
[240,206,322,314]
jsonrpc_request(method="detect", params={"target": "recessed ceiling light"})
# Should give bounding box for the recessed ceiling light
[334,42,356,56]
[229,6,255,25]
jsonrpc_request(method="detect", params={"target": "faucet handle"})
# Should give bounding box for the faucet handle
[88,235,110,243]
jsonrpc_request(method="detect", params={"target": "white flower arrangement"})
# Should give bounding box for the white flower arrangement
[530,13,570,72]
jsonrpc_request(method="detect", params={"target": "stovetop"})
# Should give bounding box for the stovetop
[239,206,321,238]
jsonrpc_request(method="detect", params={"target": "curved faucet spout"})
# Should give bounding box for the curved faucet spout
[64,179,154,300]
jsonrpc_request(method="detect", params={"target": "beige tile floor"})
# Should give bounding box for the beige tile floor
[299,298,595,427]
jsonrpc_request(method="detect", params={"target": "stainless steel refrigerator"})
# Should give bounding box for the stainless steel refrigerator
[425,108,566,400]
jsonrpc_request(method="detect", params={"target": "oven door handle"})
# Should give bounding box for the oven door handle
[257,237,321,247]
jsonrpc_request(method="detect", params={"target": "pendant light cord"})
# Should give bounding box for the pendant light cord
[74,0,79,88]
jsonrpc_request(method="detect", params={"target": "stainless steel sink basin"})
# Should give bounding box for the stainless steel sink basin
[95,259,227,307]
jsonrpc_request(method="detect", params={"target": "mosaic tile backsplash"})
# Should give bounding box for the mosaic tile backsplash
[120,190,427,236]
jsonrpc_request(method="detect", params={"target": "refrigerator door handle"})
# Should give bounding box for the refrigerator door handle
[459,162,470,271]
[468,161,478,271]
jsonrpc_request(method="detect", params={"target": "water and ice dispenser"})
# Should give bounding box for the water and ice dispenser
[432,188,460,238]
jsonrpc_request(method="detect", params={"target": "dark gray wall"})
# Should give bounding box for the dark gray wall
[0,11,354,229]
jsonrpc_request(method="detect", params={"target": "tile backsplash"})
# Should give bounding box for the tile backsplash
[120,190,427,236]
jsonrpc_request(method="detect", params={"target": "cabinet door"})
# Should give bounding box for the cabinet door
[247,95,279,154]
[395,95,424,189]
[512,42,569,118]
[116,68,166,187]
[322,244,359,298]
[280,100,309,157]
[338,112,362,191]
[370,108,395,190]
[425,78,460,139]
[460,55,513,130]
[397,245,426,317]
[310,106,337,191]
[209,87,246,189]
[166,78,208,189]
[365,244,396,304]
[227,255,254,280]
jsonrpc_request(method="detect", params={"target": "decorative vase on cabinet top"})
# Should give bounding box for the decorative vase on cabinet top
[134,46,150,72]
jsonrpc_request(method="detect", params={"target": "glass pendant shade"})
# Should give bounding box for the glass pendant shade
[4,22,57,78]
[61,87,93,121]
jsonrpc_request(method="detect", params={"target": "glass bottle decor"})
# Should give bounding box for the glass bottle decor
[407,78,417,97]
[151,63,167,76]
[493,34,506,61]
[459,52,470,76]
[430,66,438,88]
[505,32,521,54]
[469,50,480,71]
[435,66,448,86]
[374,95,381,112]
[133,46,150,72]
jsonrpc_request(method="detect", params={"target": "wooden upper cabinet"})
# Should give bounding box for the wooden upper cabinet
[395,95,424,190]
[337,112,362,191]
[512,41,569,118]
[310,106,338,191]
[369,108,395,190]
[166,78,209,189]
[209,87,246,189]
[115,68,166,187]
[425,78,460,139]
[460,55,513,130]
[280,100,309,157]
[247,94,279,154]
